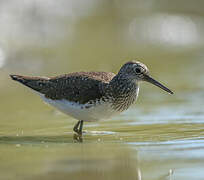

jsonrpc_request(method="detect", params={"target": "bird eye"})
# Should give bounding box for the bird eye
[135,67,141,74]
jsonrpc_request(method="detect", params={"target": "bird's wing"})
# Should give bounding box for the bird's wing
[10,72,115,104]
[46,72,115,104]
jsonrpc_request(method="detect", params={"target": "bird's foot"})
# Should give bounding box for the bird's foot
[73,133,83,143]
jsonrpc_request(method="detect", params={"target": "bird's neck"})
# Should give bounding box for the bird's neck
[108,74,139,111]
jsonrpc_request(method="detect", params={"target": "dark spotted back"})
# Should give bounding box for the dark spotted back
[10,72,115,104]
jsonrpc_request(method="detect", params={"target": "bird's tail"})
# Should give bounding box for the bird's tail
[10,74,50,94]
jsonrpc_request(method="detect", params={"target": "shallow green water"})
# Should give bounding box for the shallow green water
[1,1,204,180]
[1,73,204,180]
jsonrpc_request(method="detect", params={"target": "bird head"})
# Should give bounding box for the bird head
[118,60,173,94]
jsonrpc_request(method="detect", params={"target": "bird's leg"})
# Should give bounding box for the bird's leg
[73,120,84,143]
[73,120,81,134]
[79,120,84,135]
[73,120,84,135]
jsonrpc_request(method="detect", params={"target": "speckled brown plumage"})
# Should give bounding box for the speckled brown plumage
[10,60,173,113]
[10,71,116,104]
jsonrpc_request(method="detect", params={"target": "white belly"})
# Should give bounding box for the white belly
[40,95,120,122]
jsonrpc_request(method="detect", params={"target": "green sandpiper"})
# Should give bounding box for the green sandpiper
[10,60,173,135]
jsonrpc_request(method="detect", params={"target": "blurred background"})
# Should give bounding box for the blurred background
[1,0,204,180]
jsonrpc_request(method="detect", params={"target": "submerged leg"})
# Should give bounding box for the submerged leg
[73,120,84,135]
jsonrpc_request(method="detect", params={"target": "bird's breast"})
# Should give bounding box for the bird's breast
[111,85,139,111]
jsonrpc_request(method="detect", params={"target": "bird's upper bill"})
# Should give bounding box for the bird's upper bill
[143,74,174,94]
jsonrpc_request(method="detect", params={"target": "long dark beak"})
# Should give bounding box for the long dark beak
[143,74,174,94]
